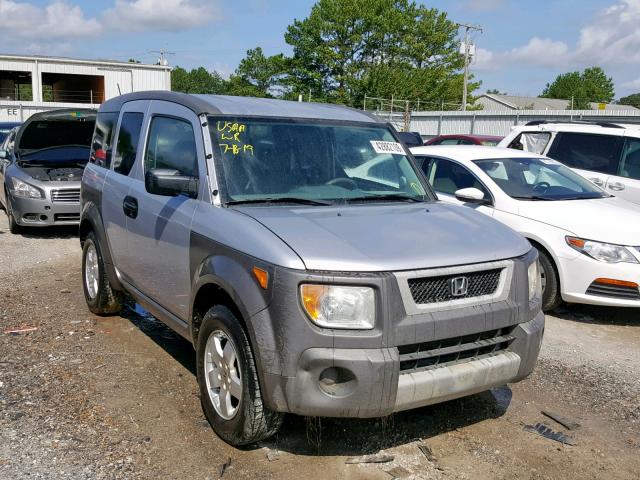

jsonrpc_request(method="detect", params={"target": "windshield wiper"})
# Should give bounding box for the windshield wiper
[346,193,426,203]
[226,197,333,206]
[510,195,553,201]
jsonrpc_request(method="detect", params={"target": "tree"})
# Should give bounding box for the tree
[487,88,506,95]
[619,93,640,109]
[283,0,471,108]
[541,66,614,109]
[171,66,227,94]
[233,47,289,97]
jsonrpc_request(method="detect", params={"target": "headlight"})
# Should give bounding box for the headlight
[527,260,541,301]
[300,284,375,330]
[566,236,638,264]
[11,177,43,199]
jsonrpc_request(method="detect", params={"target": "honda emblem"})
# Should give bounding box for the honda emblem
[449,276,469,297]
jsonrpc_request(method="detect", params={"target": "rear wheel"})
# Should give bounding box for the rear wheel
[82,231,123,315]
[197,305,283,446]
[537,248,561,311]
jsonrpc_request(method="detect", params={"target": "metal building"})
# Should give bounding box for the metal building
[0,54,171,122]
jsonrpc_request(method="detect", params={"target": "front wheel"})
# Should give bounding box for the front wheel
[82,231,123,315]
[197,305,283,446]
[538,249,561,311]
[5,194,21,234]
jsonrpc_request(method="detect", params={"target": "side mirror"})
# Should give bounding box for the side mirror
[454,187,489,205]
[145,169,199,198]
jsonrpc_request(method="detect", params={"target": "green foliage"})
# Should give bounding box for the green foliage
[171,66,227,94]
[541,67,615,109]
[169,1,477,108]
[619,93,640,108]
[283,0,471,108]
[486,88,506,95]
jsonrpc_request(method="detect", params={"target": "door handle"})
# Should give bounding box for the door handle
[589,177,604,187]
[608,182,626,192]
[123,196,138,219]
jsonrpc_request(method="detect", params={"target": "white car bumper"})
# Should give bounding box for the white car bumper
[558,252,640,307]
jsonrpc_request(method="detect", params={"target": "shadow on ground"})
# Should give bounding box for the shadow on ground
[120,300,513,456]
[551,303,639,327]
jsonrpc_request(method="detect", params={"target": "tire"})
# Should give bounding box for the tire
[5,194,22,234]
[537,248,561,312]
[82,231,123,315]
[197,305,283,446]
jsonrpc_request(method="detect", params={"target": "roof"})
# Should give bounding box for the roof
[0,53,170,70]
[100,91,381,123]
[478,93,638,111]
[510,121,640,137]
[411,145,546,162]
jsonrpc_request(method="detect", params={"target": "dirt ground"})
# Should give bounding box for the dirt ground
[0,213,639,480]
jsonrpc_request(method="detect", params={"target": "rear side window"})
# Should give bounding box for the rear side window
[619,137,640,180]
[547,132,622,174]
[113,112,144,176]
[144,116,198,177]
[90,112,118,168]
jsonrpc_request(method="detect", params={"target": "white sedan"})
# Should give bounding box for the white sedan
[411,145,640,310]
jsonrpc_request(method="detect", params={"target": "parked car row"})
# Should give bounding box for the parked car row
[0,92,637,449]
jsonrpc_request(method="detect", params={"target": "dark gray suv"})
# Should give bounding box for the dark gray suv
[80,91,544,446]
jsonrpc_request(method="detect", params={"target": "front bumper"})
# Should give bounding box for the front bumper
[558,252,640,307]
[253,249,543,418]
[9,194,80,226]
[262,312,544,417]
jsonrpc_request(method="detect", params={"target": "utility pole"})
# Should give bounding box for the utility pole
[456,22,482,111]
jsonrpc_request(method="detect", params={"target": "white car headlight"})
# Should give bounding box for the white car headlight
[11,177,43,199]
[527,260,541,301]
[566,236,638,264]
[300,284,375,330]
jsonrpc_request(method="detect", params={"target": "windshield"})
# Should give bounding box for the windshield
[209,117,431,204]
[475,157,609,200]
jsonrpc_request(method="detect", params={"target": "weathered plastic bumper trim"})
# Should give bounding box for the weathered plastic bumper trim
[394,351,521,412]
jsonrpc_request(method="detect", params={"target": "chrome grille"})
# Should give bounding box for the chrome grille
[408,268,502,305]
[398,327,516,373]
[51,189,80,203]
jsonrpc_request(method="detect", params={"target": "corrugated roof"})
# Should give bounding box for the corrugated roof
[479,94,638,111]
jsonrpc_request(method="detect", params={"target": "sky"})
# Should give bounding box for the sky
[2,0,640,99]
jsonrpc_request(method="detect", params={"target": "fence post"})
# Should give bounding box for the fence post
[437,113,443,135]
[470,113,476,134]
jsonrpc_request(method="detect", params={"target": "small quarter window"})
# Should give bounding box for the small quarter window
[113,112,144,176]
[90,112,118,167]
[144,116,198,177]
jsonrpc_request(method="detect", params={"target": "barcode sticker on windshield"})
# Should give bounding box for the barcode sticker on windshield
[370,141,406,155]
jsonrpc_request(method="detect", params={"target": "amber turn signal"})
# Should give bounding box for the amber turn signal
[252,267,269,289]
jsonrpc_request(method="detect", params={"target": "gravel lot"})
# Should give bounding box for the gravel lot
[0,211,639,480]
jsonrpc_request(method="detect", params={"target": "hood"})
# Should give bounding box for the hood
[15,109,95,156]
[236,203,530,272]
[516,196,640,245]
